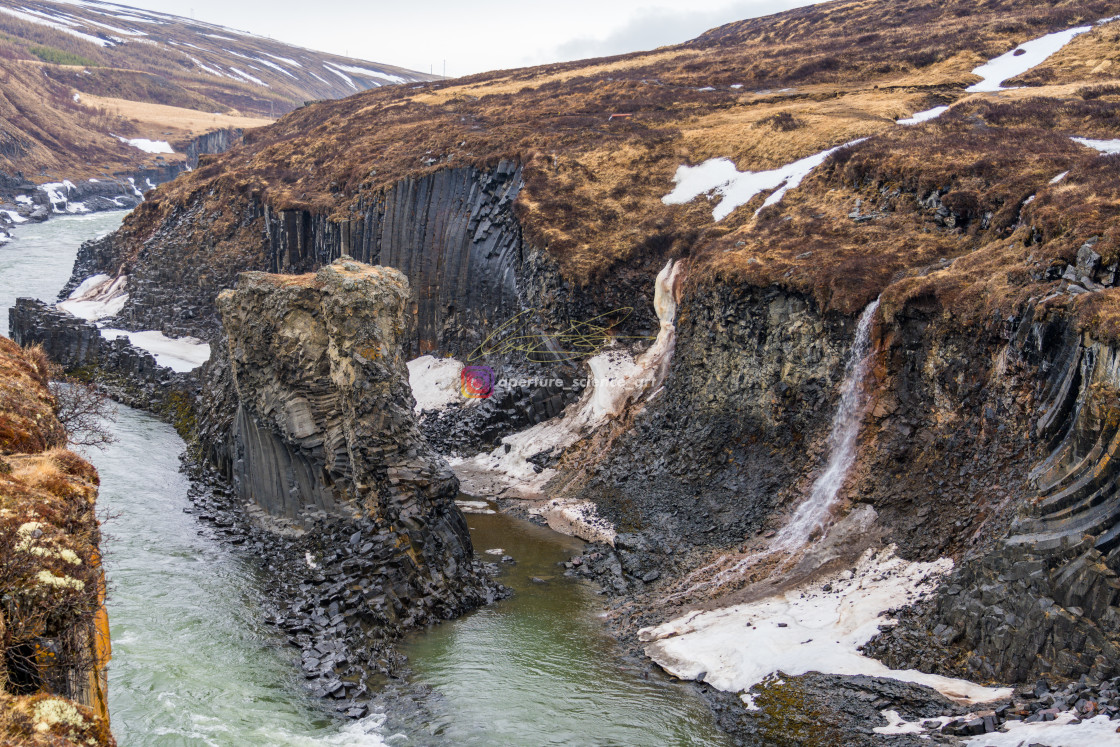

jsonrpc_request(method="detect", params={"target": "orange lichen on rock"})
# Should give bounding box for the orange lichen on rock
[0,337,113,746]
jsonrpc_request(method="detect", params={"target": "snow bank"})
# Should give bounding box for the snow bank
[896,106,949,125]
[663,140,865,221]
[99,329,210,372]
[967,25,1092,92]
[966,711,1120,746]
[2,210,27,224]
[641,547,1012,705]
[406,355,465,413]
[1071,137,1120,154]
[455,260,684,511]
[57,274,128,320]
[118,137,174,154]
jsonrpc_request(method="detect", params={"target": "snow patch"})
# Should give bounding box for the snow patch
[873,711,959,735]
[252,57,297,79]
[99,329,210,372]
[896,105,949,125]
[537,499,616,545]
[323,64,357,90]
[228,67,267,87]
[406,355,465,413]
[967,25,1094,92]
[2,210,27,224]
[265,53,301,68]
[453,260,684,512]
[0,6,112,46]
[966,711,1120,746]
[324,62,405,85]
[57,274,128,320]
[641,547,1012,705]
[1071,137,1120,154]
[663,140,865,220]
[39,181,87,214]
[118,137,174,154]
[1051,170,1070,184]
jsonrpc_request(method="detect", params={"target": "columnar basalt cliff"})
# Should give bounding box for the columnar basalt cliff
[215,258,487,608]
[0,337,113,746]
[15,0,1120,741]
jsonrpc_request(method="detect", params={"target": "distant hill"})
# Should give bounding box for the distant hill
[0,0,435,181]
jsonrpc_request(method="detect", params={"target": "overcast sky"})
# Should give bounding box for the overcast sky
[118,0,821,77]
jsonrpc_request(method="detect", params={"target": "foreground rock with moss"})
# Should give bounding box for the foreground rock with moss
[0,337,113,746]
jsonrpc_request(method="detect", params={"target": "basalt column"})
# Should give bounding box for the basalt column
[217,258,482,617]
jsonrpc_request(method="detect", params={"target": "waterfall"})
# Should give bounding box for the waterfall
[669,298,880,599]
[773,298,880,550]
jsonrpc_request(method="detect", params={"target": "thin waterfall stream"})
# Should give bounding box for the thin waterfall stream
[773,298,880,550]
[673,298,882,597]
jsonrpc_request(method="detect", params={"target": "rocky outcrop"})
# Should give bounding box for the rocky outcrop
[867,319,1120,685]
[8,300,199,428]
[0,337,114,746]
[215,258,488,619]
[177,128,242,169]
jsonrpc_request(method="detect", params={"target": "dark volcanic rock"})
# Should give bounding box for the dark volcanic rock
[215,258,491,638]
[705,673,969,747]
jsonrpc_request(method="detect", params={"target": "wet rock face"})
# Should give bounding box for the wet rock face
[561,284,853,557]
[216,259,486,625]
[705,673,968,747]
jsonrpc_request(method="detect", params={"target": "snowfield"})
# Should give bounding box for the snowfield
[641,547,1013,705]
[663,139,865,221]
[99,329,211,372]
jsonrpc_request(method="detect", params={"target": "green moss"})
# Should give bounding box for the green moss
[749,677,832,747]
[158,391,197,443]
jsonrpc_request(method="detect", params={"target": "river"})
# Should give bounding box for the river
[0,211,729,746]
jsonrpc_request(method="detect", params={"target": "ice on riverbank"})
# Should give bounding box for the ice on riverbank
[641,547,1012,705]
[99,329,210,372]
[452,261,684,532]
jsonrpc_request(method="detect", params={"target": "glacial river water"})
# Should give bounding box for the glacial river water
[0,211,729,746]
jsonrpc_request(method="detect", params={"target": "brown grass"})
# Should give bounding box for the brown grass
[91,0,1120,343]
[77,93,271,143]
[0,337,110,743]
